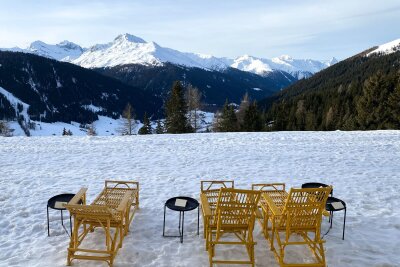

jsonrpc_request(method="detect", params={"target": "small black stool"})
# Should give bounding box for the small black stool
[47,193,79,236]
[163,196,199,243]
[326,196,347,240]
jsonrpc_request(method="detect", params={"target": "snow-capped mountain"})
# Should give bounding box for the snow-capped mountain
[229,54,338,79]
[3,33,335,78]
[2,40,85,61]
[73,34,228,70]
[367,38,400,56]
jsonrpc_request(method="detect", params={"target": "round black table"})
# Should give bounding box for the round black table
[162,196,199,243]
[47,193,79,236]
[325,196,347,240]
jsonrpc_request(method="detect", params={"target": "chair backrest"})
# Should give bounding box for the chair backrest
[280,187,331,231]
[252,183,285,192]
[201,180,234,192]
[215,188,261,233]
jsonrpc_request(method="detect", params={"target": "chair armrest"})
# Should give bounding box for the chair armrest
[200,193,212,217]
[68,188,87,205]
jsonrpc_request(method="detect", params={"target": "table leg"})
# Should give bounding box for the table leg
[197,206,199,235]
[179,211,181,231]
[330,211,333,229]
[181,211,184,243]
[163,205,166,237]
[61,210,64,226]
[342,208,346,240]
[47,206,50,237]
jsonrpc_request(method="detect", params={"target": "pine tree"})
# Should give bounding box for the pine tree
[155,119,164,134]
[242,101,263,132]
[165,81,192,133]
[216,100,238,132]
[62,128,67,136]
[138,112,152,135]
[0,120,12,137]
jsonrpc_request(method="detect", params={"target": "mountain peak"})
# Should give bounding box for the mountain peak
[278,54,293,61]
[114,33,146,44]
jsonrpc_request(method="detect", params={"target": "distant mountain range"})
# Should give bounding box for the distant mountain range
[2,33,337,79]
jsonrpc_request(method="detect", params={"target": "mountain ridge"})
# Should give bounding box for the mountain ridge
[1,33,337,79]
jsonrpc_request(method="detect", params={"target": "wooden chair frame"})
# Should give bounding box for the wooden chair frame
[65,180,139,267]
[264,187,331,267]
[202,188,261,267]
[200,180,234,239]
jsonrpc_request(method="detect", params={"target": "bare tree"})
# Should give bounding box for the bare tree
[0,120,13,137]
[87,123,97,136]
[185,85,203,132]
[236,93,250,126]
[119,103,136,135]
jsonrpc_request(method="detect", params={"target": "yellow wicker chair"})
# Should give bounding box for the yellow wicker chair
[65,180,139,267]
[203,188,261,267]
[267,187,331,267]
[200,180,234,239]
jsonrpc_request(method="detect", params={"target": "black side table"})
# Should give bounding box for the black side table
[325,196,347,240]
[47,193,80,236]
[163,196,199,243]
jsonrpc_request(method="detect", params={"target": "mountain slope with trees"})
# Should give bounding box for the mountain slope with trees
[261,51,400,130]
[0,51,161,124]
[96,63,296,107]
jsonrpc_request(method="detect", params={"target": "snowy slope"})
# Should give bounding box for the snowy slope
[0,132,399,266]
[367,38,400,56]
[0,86,30,121]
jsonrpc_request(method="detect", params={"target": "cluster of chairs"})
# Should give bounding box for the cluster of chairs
[62,180,337,267]
[200,180,333,267]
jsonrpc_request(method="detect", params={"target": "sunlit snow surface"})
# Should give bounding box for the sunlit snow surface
[0,132,399,266]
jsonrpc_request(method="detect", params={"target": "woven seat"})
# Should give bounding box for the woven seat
[65,180,139,267]
[202,187,261,267]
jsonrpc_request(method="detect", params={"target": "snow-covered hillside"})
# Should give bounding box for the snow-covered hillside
[367,38,400,56]
[2,33,335,78]
[0,132,399,266]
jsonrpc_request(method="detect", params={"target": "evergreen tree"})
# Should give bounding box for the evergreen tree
[138,112,152,135]
[155,119,164,134]
[165,81,192,133]
[242,101,263,132]
[185,85,203,132]
[62,128,67,136]
[216,100,238,132]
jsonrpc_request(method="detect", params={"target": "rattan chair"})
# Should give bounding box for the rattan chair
[200,180,234,239]
[203,188,261,267]
[65,181,139,267]
[268,187,331,267]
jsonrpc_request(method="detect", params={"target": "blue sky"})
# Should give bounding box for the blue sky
[0,0,399,59]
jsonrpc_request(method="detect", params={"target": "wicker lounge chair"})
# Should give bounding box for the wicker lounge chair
[65,180,139,266]
[202,187,261,266]
[261,187,331,267]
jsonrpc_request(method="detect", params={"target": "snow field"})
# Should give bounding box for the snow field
[0,131,399,266]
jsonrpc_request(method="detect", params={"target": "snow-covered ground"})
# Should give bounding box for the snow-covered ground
[0,131,399,267]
